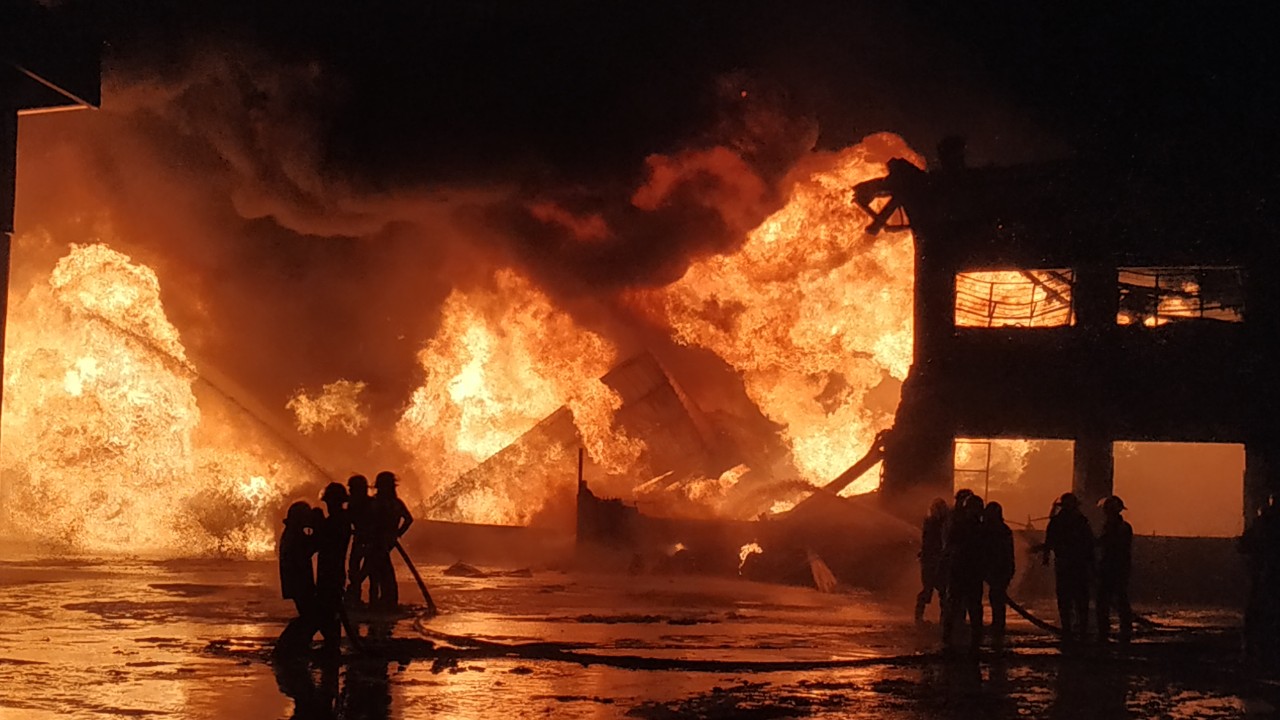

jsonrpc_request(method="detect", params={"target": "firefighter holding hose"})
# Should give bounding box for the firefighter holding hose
[1040,492,1094,641]
[365,471,414,612]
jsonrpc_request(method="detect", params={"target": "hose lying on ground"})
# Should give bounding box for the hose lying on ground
[1006,597,1178,635]
[1006,597,1063,634]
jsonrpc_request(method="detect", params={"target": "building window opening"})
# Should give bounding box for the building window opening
[1113,442,1244,538]
[955,270,1075,328]
[1117,267,1245,326]
[954,438,1073,529]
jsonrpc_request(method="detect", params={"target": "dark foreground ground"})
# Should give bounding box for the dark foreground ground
[0,557,1274,719]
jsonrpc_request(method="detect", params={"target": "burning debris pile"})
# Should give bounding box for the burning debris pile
[401,133,925,527]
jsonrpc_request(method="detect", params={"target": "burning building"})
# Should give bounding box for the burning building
[859,143,1273,526]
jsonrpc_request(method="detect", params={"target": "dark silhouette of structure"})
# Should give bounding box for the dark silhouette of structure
[1,2,100,441]
[856,144,1273,525]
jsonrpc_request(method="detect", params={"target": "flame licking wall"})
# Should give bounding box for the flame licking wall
[2,47,953,556]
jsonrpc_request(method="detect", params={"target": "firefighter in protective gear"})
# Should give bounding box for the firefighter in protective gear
[1241,494,1280,663]
[1096,495,1133,642]
[313,482,351,650]
[365,471,414,611]
[982,501,1015,647]
[276,501,318,654]
[942,494,986,652]
[915,498,949,623]
[345,474,372,605]
[1042,492,1094,641]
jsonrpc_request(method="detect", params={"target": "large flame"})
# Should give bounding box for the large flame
[630,134,922,494]
[5,133,946,550]
[393,268,645,524]
[288,380,369,435]
[1,240,320,556]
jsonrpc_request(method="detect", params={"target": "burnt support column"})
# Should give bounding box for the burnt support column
[1073,435,1113,522]
[1,110,15,423]
[1071,258,1116,523]
[882,428,953,497]
[1244,441,1278,528]
[0,109,14,522]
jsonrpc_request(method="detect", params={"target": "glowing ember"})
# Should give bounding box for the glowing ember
[738,541,763,573]
[769,500,797,515]
[1,240,314,556]
[634,464,750,518]
[631,133,922,494]
[288,380,369,435]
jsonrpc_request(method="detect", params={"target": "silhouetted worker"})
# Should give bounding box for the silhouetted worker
[983,501,1015,648]
[1240,494,1280,663]
[1095,495,1133,643]
[1041,492,1094,641]
[276,501,318,655]
[915,498,949,624]
[943,494,986,652]
[366,471,414,611]
[345,474,373,605]
[314,482,352,652]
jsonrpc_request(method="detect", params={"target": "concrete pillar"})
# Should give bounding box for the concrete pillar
[1073,263,1118,330]
[1071,260,1115,525]
[881,425,953,514]
[1,109,13,234]
[1244,441,1278,528]
[0,109,14,524]
[1073,435,1113,522]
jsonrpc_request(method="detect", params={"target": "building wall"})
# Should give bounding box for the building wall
[875,160,1276,524]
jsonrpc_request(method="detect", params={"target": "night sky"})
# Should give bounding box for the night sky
[92,0,1275,182]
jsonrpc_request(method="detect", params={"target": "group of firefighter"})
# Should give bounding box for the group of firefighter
[915,488,1134,651]
[1240,494,1280,664]
[276,471,414,655]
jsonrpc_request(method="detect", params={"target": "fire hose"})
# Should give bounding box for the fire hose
[1005,596,1171,636]
[1005,597,1062,634]
[337,603,367,653]
[395,540,439,616]
[337,541,437,655]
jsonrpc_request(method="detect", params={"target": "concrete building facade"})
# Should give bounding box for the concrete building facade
[858,150,1274,524]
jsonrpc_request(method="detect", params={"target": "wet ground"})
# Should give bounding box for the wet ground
[0,557,1274,719]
